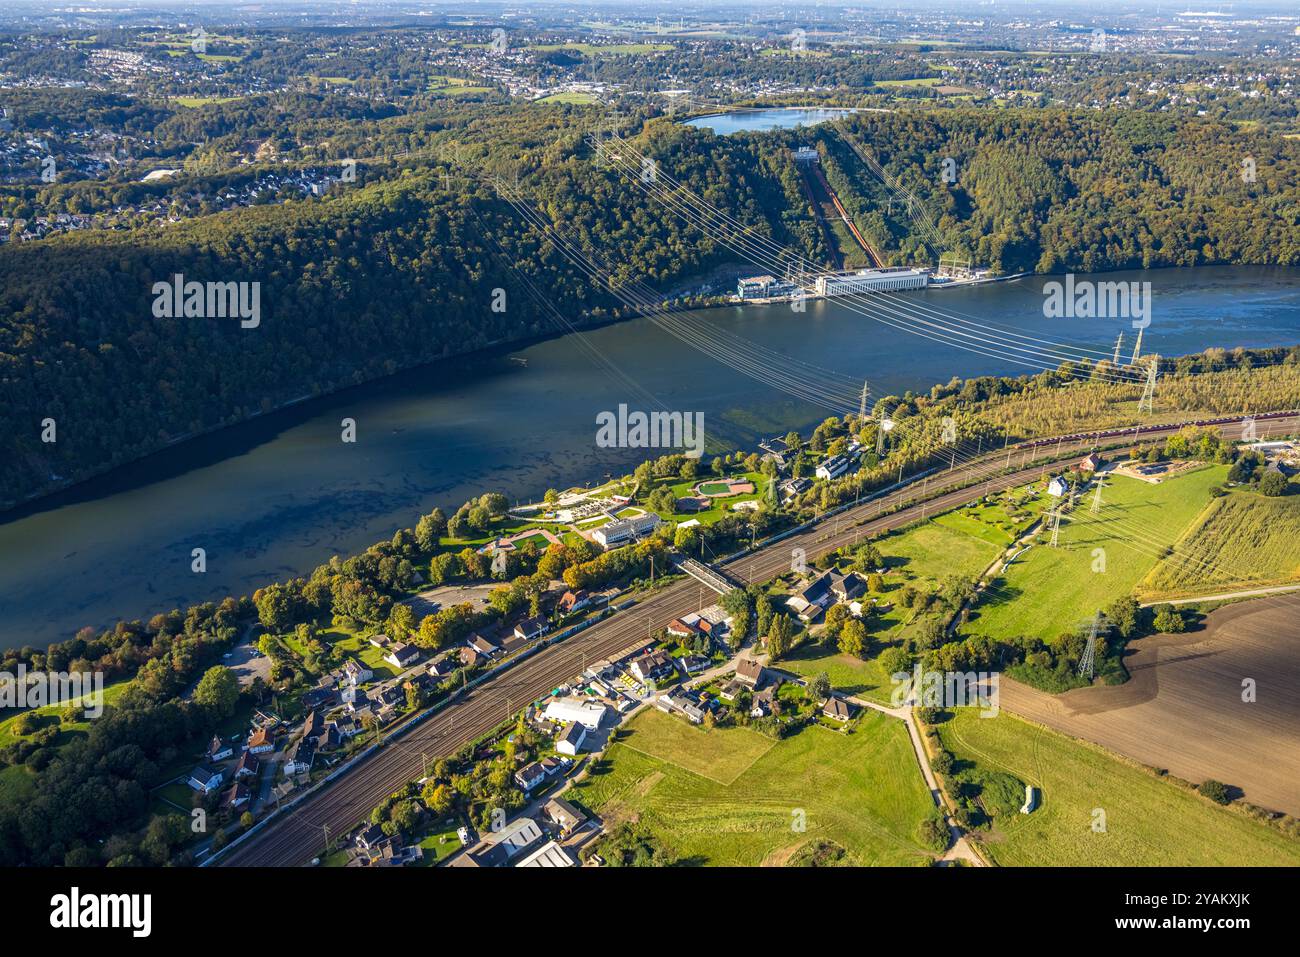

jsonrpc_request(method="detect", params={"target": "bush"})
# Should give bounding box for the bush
[1199,779,1231,805]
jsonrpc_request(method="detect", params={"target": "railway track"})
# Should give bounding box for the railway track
[216,413,1299,866]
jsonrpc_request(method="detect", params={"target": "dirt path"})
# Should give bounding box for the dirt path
[1000,593,1300,817]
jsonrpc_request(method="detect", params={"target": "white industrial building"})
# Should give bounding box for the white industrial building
[815,267,928,297]
[544,698,607,730]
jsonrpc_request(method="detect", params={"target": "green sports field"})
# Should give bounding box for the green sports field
[574,707,937,866]
[936,709,1300,866]
[967,466,1224,641]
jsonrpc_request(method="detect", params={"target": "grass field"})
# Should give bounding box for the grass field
[879,518,1005,586]
[575,708,936,866]
[781,641,899,703]
[1140,491,1300,599]
[967,467,1224,642]
[936,709,1300,866]
[537,92,599,104]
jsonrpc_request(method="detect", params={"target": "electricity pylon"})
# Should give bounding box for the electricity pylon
[1048,507,1062,548]
[1079,613,1106,680]
[1090,476,1105,515]
[1112,332,1124,367]
[1130,327,1144,365]
[1138,356,1158,414]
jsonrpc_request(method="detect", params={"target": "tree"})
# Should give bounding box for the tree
[414,508,447,551]
[838,619,867,658]
[1151,604,1185,634]
[767,614,796,660]
[193,665,239,719]
[1259,470,1288,496]
[808,671,832,701]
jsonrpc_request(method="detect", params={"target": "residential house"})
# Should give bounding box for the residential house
[221,782,251,811]
[459,646,489,668]
[284,739,315,776]
[246,727,275,755]
[822,697,854,723]
[356,823,388,851]
[1047,476,1071,498]
[384,642,422,670]
[234,751,260,781]
[661,692,705,724]
[543,797,588,837]
[830,571,867,603]
[734,657,767,690]
[786,571,833,622]
[514,616,550,642]
[816,454,852,481]
[427,655,455,678]
[555,721,588,756]
[208,734,233,762]
[750,687,778,718]
[187,765,224,794]
[466,633,500,659]
[558,589,591,614]
[514,757,566,794]
[629,649,676,685]
[1080,453,1103,473]
[344,659,373,686]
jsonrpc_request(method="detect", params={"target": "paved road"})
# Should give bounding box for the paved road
[217,413,1297,866]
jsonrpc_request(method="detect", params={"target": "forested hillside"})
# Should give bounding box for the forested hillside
[817,109,1300,272]
[2,103,1298,508]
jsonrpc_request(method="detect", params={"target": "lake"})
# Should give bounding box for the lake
[682,107,858,136]
[2,265,1298,646]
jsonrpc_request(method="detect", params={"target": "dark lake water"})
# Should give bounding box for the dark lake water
[2,264,1298,646]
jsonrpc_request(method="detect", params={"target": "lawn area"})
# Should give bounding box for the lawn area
[936,709,1300,866]
[967,466,1225,642]
[416,819,465,865]
[0,677,133,744]
[1140,490,1300,599]
[878,517,1005,586]
[575,708,936,866]
[780,641,900,704]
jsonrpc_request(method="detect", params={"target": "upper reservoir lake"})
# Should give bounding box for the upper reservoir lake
[682,107,858,135]
[3,265,1298,646]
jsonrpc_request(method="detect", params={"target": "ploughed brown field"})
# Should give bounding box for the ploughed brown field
[1000,594,1300,817]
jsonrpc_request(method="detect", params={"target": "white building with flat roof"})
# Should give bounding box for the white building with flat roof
[815,267,928,297]
[544,698,607,730]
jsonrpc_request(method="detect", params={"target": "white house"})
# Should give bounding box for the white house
[344,659,373,686]
[208,734,233,762]
[187,765,224,794]
[555,721,588,756]
[1047,476,1070,498]
[384,642,422,669]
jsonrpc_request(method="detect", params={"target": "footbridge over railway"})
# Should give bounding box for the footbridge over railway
[672,555,740,595]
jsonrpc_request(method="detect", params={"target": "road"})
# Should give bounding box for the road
[217,413,1296,866]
